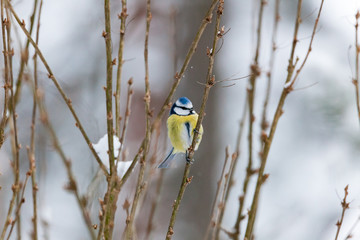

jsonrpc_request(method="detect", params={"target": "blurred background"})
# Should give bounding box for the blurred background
[1,0,360,239]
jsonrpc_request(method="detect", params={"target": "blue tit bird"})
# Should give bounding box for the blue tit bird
[158,97,203,168]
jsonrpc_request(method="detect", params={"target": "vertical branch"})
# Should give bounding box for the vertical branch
[115,0,128,136]
[233,1,266,239]
[203,147,230,240]
[103,0,115,174]
[13,0,38,107]
[0,0,9,149]
[353,11,360,123]
[165,1,224,239]
[244,0,324,238]
[6,173,31,240]
[0,0,21,238]
[124,1,152,238]
[213,152,236,240]
[4,6,23,238]
[101,1,116,235]
[261,0,280,138]
[334,185,350,240]
[28,1,43,239]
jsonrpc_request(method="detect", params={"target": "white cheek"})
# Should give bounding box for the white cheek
[174,108,190,116]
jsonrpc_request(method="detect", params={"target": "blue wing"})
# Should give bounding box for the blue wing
[158,147,175,168]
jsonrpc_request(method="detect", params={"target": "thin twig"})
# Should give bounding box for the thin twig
[335,185,350,240]
[12,0,38,107]
[165,1,224,239]
[0,1,21,237]
[0,0,10,149]
[233,1,266,239]
[5,0,109,176]
[353,10,360,124]
[124,1,152,238]
[6,172,31,240]
[28,1,43,239]
[244,0,325,238]
[204,146,230,240]
[213,152,236,240]
[261,0,280,138]
[115,0,128,136]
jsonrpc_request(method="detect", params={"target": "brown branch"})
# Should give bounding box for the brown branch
[261,0,280,137]
[354,10,360,123]
[334,185,350,240]
[12,0,38,108]
[115,0,128,136]
[213,152,236,240]
[6,172,31,240]
[124,1,152,238]
[5,0,109,176]
[0,0,10,150]
[204,146,230,240]
[244,0,325,238]
[28,1,43,239]
[165,1,224,239]
[0,1,21,237]
[233,1,266,238]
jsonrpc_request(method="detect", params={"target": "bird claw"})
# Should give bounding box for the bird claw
[193,128,201,134]
[186,155,194,164]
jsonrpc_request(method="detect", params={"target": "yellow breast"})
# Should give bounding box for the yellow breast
[167,113,203,153]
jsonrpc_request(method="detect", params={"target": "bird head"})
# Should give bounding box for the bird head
[170,97,195,116]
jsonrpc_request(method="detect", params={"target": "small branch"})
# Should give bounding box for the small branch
[204,146,230,240]
[115,78,133,171]
[13,0,39,108]
[261,0,280,138]
[353,10,360,123]
[0,0,10,150]
[124,1,152,238]
[165,1,224,239]
[213,152,236,240]
[5,0,109,176]
[334,185,350,240]
[28,1,43,239]
[115,0,128,136]
[6,172,31,240]
[0,1,21,237]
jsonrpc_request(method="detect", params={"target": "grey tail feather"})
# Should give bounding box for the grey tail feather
[158,148,175,168]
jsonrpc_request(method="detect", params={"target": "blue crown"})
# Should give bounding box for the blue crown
[178,97,191,105]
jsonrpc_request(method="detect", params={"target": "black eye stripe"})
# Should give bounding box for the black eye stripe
[177,106,193,110]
